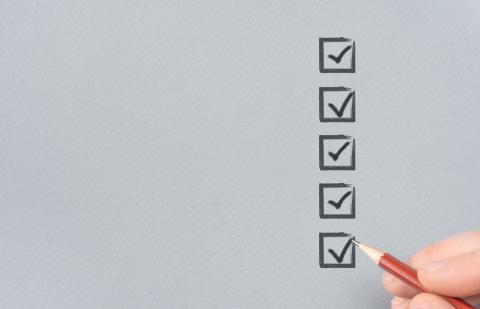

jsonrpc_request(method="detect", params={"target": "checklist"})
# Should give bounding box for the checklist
[318,37,358,269]
[319,233,356,268]
[319,37,355,73]
[319,183,355,219]
[319,135,356,170]
[319,87,355,122]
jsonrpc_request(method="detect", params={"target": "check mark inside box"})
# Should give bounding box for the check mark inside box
[319,37,355,73]
[319,183,355,219]
[319,87,355,122]
[319,135,355,170]
[319,233,356,268]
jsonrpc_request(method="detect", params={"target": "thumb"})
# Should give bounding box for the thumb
[418,249,480,297]
[409,293,454,309]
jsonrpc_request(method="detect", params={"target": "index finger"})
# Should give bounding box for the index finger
[383,230,480,298]
[410,230,480,268]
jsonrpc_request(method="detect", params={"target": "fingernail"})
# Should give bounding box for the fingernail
[411,300,432,309]
[420,260,447,275]
[391,297,408,305]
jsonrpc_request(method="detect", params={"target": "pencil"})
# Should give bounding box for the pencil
[351,239,475,309]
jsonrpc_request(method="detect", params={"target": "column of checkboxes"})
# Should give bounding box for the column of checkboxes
[318,37,357,269]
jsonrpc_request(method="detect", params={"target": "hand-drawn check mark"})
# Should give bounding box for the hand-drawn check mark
[327,191,352,209]
[328,239,353,263]
[327,45,352,64]
[327,92,354,118]
[328,142,350,161]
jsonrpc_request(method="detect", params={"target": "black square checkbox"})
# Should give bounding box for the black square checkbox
[319,183,355,219]
[319,232,356,268]
[319,87,355,123]
[319,37,355,73]
[319,135,356,171]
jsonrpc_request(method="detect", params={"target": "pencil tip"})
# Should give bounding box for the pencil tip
[350,238,361,246]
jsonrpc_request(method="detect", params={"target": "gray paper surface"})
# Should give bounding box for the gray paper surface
[1,1,479,308]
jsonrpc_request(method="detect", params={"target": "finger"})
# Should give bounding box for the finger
[383,272,418,298]
[409,230,480,268]
[391,296,410,309]
[409,293,454,309]
[383,230,480,298]
[418,249,480,297]
[383,273,480,304]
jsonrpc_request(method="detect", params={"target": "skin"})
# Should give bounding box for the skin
[383,230,480,309]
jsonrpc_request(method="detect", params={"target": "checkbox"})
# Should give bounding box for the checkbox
[319,37,355,73]
[319,135,356,171]
[319,232,356,268]
[319,87,355,122]
[319,183,355,219]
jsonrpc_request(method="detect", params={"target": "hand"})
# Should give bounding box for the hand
[383,230,480,308]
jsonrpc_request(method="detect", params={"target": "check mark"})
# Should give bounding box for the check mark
[327,45,352,64]
[328,239,353,263]
[327,191,352,209]
[328,142,350,161]
[327,92,354,118]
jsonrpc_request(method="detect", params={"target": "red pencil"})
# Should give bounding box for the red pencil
[351,239,475,309]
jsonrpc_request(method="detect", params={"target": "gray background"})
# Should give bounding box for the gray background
[1,1,480,308]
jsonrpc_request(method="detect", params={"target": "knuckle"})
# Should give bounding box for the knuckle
[465,250,480,265]
[411,243,442,267]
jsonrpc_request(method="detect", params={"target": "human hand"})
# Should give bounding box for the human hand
[383,230,480,308]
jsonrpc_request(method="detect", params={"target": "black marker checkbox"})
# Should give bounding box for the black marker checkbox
[319,233,356,268]
[319,87,355,122]
[319,135,356,171]
[319,183,355,219]
[319,37,356,73]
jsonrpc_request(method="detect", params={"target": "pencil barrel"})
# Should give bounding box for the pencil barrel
[379,254,475,309]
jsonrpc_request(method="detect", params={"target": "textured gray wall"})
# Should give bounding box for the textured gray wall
[1,1,480,308]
